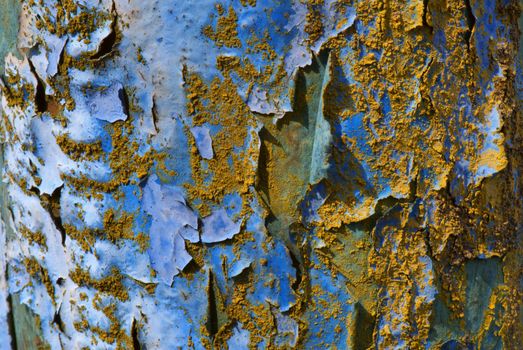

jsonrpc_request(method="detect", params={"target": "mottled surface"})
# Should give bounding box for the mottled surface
[0,0,20,72]
[0,0,521,349]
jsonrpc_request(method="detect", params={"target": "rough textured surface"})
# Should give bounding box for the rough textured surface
[0,0,521,349]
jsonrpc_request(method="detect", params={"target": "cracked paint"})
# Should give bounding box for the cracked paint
[0,0,521,349]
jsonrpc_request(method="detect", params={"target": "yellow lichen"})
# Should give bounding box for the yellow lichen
[203,6,242,48]
[56,134,104,161]
[70,266,129,301]
[19,225,48,250]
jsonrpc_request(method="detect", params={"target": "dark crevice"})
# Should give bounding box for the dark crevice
[118,87,130,118]
[352,302,375,350]
[7,293,18,350]
[255,127,289,254]
[28,186,40,197]
[423,227,434,259]
[230,264,252,281]
[123,274,158,294]
[254,126,274,208]
[349,174,419,234]
[52,308,65,333]
[90,2,119,60]
[349,195,402,233]
[58,335,65,350]
[206,270,219,339]
[287,246,302,292]
[180,259,202,276]
[463,0,476,49]
[422,0,433,32]
[151,96,159,133]
[27,58,47,114]
[204,270,231,347]
[40,185,66,246]
[56,38,69,75]
[131,318,141,350]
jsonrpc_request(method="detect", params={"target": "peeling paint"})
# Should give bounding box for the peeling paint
[0,0,521,349]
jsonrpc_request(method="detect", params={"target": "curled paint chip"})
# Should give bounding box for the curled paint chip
[190,125,214,159]
[29,35,66,84]
[201,208,241,243]
[228,257,251,278]
[86,83,128,122]
[143,175,199,284]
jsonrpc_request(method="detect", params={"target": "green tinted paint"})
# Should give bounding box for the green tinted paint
[0,0,21,73]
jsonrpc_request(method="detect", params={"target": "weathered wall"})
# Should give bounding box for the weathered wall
[0,0,521,349]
